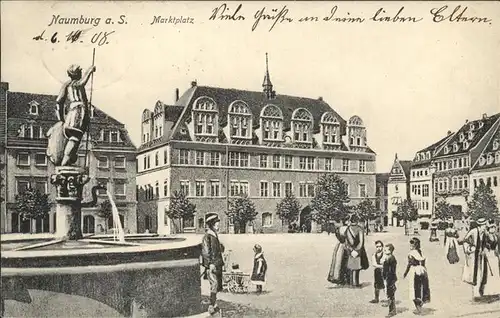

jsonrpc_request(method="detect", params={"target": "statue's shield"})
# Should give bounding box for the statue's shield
[46,121,66,166]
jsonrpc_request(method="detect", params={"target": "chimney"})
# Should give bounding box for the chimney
[191,80,197,87]
[447,130,452,136]
[482,113,487,119]
[318,96,323,101]
[175,88,179,102]
[465,119,468,124]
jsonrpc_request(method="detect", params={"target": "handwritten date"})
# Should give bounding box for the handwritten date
[33,29,115,46]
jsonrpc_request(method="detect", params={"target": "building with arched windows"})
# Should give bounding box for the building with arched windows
[0,82,137,234]
[136,58,377,234]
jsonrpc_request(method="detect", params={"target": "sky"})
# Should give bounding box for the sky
[2,1,499,173]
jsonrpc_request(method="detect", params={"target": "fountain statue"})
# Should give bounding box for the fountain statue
[1,59,203,317]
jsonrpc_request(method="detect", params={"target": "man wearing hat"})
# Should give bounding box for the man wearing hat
[201,213,225,315]
[345,214,370,287]
[462,217,490,300]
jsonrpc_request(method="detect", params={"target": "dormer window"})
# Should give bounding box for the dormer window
[347,115,367,148]
[228,100,252,139]
[469,123,475,131]
[468,131,474,140]
[463,141,469,149]
[479,155,486,166]
[493,140,499,151]
[487,154,494,165]
[292,108,313,143]
[260,104,283,141]
[101,129,121,143]
[459,133,465,142]
[28,101,39,115]
[321,112,340,145]
[426,152,431,160]
[478,122,484,129]
[444,146,450,154]
[495,152,500,164]
[453,143,459,152]
[193,96,218,136]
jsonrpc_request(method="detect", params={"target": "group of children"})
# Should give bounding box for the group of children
[370,238,431,318]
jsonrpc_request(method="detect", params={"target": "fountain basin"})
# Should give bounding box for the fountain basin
[1,234,203,317]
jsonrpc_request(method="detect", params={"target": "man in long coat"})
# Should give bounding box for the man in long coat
[345,214,370,287]
[201,213,225,315]
[462,218,490,300]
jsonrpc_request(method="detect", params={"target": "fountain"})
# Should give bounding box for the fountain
[1,61,203,317]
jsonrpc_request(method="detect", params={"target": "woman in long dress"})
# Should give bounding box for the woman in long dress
[484,222,500,295]
[403,237,431,314]
[444,222,460,264]
[327,221,350,286]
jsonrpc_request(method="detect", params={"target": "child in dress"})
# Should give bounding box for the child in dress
[369,240,385,304]
[250,244,267,293]
[383,243,398,317]
[403,237,431,314]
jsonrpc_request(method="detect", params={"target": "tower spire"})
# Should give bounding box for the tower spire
[262,53,274,99]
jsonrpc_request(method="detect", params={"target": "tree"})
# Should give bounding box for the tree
[467,183,499,221]
[13,187,52,233]
[396,199,419,235]
[310,173,350,229]
[276,193,301,231]
[97,199,113,230]
[166,190,196,233]
[226,195,258,234]
[355,199,378,235]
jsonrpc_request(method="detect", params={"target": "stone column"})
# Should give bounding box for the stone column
[50,166,90,240]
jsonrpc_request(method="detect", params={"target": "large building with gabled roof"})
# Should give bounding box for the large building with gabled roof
[136,56,377,234]
[387,154,412,226]
[0,82,137,234]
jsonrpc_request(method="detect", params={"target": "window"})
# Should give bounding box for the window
[209,152,220,166]
[261,105,283,141]
[29,101,39,115]
[179,149,189,165]
[228,101,252,138]
[195,181,205,197]
[307,183,315,197]
[262,212,273,227]
[230,181,249,197]
[195,151,205,165]
[272,182,281,197]
[34,153,47,166]
[422,184,429,197]
[464,176,469,188]
[496,152,500,164]
[155,152,159,166]
[164,149,168,164]
[272,155,281,169]
[229,152,249,167]
[16,180,30,194]
[285,182,293,195]
[284,155,293,169]
[97,179,108,195]
[259,154,268,168]
[260,181,269,197]
[493,140,499,151]
[487,154,494,165]
[325,158,333,171]
[34,180,47,194]
[299,182,307,197]
[299,156,314,170]
[114,180,126,196]
[163,179,168,196]
[292,108,313,142]
[479,156,486,166]
[192,97,218,135]
[110,130,119,143]
[494,176,498,187]
[210,180,220,197]
[359,184,367,197]
[155,181,159,197]
[97,156,109,168]
[17,153,30,166]
[342,159,349,172]
[111,156,125,169]
[359,160,366,172]
[180,181,190,196]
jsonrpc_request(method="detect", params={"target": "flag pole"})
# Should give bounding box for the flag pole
[84,48,96,169]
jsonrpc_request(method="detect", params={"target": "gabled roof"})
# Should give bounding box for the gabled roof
[471,121,500,171]
[399,160,412,179]
[434,113,500,157]
[6,91,135,150]
[169,85,347,138]
[418,133,454,153]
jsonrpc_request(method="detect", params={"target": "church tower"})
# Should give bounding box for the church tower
[262,53,275,99]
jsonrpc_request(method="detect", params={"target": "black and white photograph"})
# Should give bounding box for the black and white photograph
[1,1,499,317]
